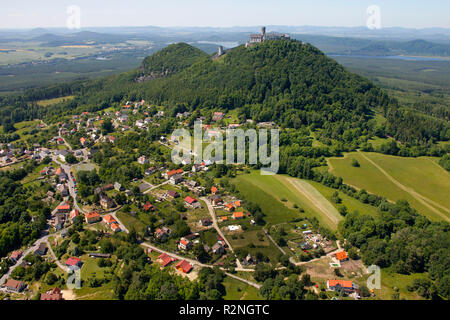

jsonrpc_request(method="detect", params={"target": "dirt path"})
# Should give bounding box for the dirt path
[279,176,341,228]
[359,152,450,222]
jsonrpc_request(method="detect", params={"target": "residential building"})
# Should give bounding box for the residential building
[70,209,80,223]
[199,218,212,227]
[164,168,183,179]
[167,190,180,198]
[41,288,64,300]
[232,212,245,219]
[10,250,23,262]
[103,214,117,226]
[224,203,235,212]
[178,238,193,251]
[114,182,123,191]
[137,155,148,165]
[335,251,349,262]
[327,280,356,294]
[143,202,155,212]
[34,243,47,256]
[169,173,184,185]
[157,253,174,267]
[212,242,225,255]
[85,212,101,224]
[3,279,26,293]
[176,260,193,274]
[65,257,82,268]
[100,194,115,209]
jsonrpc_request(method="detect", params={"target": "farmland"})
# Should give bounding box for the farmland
[328,151,450,222]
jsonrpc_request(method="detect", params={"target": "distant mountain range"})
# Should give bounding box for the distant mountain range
[1,26,450,57]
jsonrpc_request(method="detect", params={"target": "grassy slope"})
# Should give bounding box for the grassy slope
[307,180,380,218]
[328,152,450,221]
[233,171,342,230]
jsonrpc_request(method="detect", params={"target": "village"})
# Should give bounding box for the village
[0,97,370,301]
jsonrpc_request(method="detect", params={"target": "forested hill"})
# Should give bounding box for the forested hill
[139,43,208,77]
[131,40,389,130]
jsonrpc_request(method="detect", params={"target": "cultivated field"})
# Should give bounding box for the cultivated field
[328,151,450,222]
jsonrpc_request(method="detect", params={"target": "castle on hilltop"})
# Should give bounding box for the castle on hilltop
[245,27,290,47]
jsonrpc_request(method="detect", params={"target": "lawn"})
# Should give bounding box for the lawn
[116,210,147,234]
[353,267,425,300]
[328,151,450,222]
[223,276,263,300]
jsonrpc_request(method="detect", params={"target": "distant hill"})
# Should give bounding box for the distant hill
[75,40,388,134]
[32,31,130,46]
[139,43,208,76]
[350,39,450,56]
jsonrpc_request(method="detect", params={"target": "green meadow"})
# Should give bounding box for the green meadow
[233,171,344,230]
[328,152,450,222]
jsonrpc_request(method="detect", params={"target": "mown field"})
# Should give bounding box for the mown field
[232,171,344,231]
[328,151,450,222]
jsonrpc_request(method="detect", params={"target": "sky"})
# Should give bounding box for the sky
[1,0,449,29]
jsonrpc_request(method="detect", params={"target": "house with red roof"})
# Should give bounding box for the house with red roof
[3,279,26,293]
[57,203,71,213]
[164,168,183,179]
[157,253,175,267]
[178,237,193,251]
[41,287,64,300]
[224,203,235,212]
[155,227,171,241]
[211,186,218,194]
[167,190,180,198]
[85,212,101,224]
[176,260,193,274]
[80,137,87,146]
[232,212,245,219]
[143,202,155,212]
[335,251,349,262]
[103,214,117,226]
[110,223,122,233]
[10,250,22,262]
[327,280,355,293]
[184,196,197,207]
[65,257,82,268]
[70,209,80,223]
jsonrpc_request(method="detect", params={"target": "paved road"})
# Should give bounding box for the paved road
[143,180,170,194]
[45,239,69,273]
[201,197,244,270]
[0,235,51,285]
[140,242,260,289]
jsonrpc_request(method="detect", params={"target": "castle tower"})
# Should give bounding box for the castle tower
[218,46,224,56]
[261,26,266,41]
